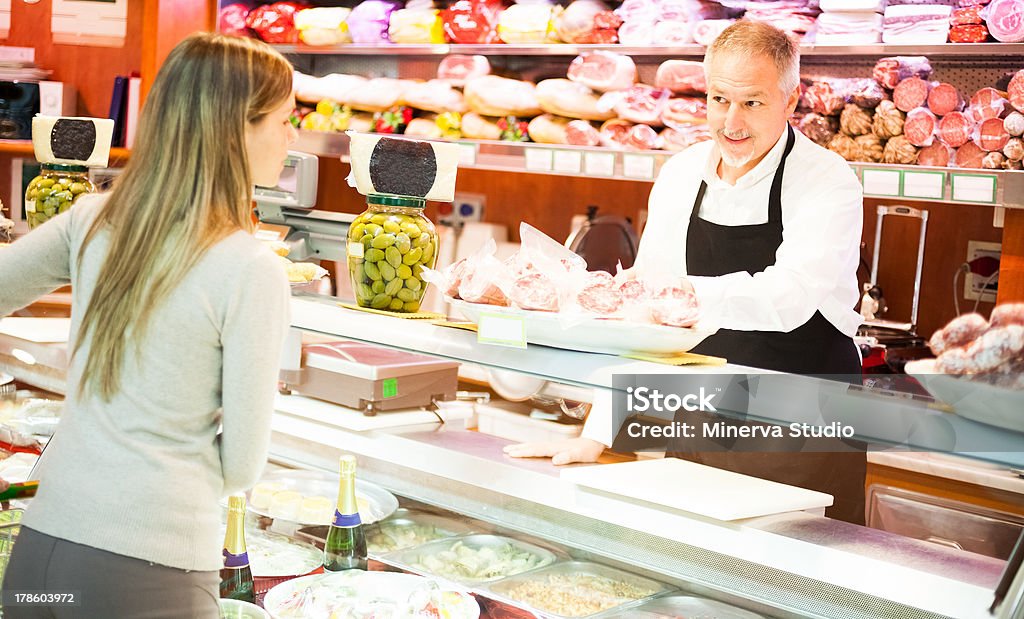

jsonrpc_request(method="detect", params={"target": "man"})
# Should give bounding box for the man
[505,20,866,523]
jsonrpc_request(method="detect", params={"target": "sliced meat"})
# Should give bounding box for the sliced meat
[873,56,932,90]
[917,142,953,167]
[948,24,989,42]
[904,107,938,146]
[977,116,1011,151]
[654,60,707,95]
[938,111,975,147]
[893,77,931,112]
[950,5,984,23]
[927,82,963,116]
[567,51,637,93]
[953,140,987,168]
[968,87,1009,122]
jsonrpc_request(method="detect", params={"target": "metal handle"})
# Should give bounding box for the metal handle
[924,536,964,551]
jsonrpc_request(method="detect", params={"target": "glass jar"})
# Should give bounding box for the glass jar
[24,164,95,229]
[348,195,438,313]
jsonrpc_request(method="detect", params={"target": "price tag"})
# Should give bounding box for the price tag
[584,152,616,177]
[951,173,998,204]
[553,150,582,174]
[861,168,902,197]
[902,171,945,200]
[524,148,553,172]
[622,154,655,179]
[477,313,527,349]
[458,142,477,166]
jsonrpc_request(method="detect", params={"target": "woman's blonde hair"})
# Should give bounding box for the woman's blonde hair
[75,33,292,401]
[704,20,801,96]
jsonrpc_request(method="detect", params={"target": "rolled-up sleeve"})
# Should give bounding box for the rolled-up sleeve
[0,211,74,316]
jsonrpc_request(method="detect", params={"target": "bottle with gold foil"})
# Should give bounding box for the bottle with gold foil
[323,454,368,572]
[220,494,255,603]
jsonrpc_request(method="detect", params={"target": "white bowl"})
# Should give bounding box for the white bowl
[905,359,1024,433]
[219,598,270,619]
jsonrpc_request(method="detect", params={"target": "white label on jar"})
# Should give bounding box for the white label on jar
[347,242,364,259]
[25,199,35,213]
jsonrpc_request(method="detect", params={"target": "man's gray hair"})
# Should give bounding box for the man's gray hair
[703,20,801,96]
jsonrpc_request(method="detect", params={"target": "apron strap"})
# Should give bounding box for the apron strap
[690,180,708,220]
[767,125,796,224]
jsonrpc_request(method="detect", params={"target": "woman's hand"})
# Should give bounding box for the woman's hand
[503,437,606,465]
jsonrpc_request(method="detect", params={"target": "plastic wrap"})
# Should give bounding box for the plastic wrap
[798,113,839,146]
[566,120,601,146]
[568,51,637,93]
[873,56,932,90]
[654,60,706,95]
[348,0,400,43]
[882,134,920,164]
[692,19,735,45]
[802,80,847,116]
[389,8,445,43]
[246,2,304,43]
[938,110,975,146]
[949,23,989,41]
[295,7,352,45]
[981,0,1024,42]
[968,87,1009,122]
[555,0,610,42]
[219,3,252,37]
[904,106,938,146]
[872,100,906,139]
[927,82,964,116]
[893,77,931,112]
[598,85,671,126]
[1009,70,1024,112]
[464,76,542,117]
[653,20,695,44]
[498,4,557,43]
[976,116,1011,151]
[661,97,707,129]
[437,55,491,87]
[840,103,874,137]
[536,79,615,121]
[441,0,502,43]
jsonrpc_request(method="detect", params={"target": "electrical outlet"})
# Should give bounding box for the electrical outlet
[964,240,1000,303]
[439,192,485,227]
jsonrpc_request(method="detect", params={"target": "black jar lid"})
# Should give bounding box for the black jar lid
[367,194,426,209]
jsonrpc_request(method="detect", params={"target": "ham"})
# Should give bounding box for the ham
[872,56,932,90]
[568,51,637,93]
[527,114,570,145]
[599,85,672,126]
[437,55,491,87]
[402,80,468,114]
[661,97,708,129]
[982,0,1024,42]
[464,76,542,117]
[566,120,601,146]
[599,119,633,149]
[654,60,707,95]
[625,124,661,151]
[536,79,615,121]
[555,0,610,43]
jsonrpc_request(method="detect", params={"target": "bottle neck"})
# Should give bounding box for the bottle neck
[334,472,361,526]
[222,509,249,567]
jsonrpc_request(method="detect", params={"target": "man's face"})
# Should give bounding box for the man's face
[706,51,800,178]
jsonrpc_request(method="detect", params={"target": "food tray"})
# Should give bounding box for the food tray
[450,299,716,356]
[263,570,480,619]
[0,508,23,611]
[383,534,558,585]
[366,508,477,555]
[236,469,399,526]
[604,595,766,619]
[905,359,1024,434]
[482,561,673,619]
[218,525,322,579]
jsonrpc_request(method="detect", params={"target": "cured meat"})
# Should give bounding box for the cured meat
[659,125,711,151]
[661,97,707,129]
[344,78,412,112]
[882,5,952,44]
[649,286,700,328]
[692,19,735,45]
[593,10,623,30]
[1007,112,1024,136]
[555,0,610,43]
[246,2,302,43]
[1005,137,1024,161]
[917,141,953,166]
[599,119,634,149]
[653,20,695,45]
[968,87,1009,122]
[510,273,558,311]
[527,114,570,145]
[991,303,1024,327]
[577,271,623,315]
[828,134,862,162]
[893,77,931,112]
[803,81,846,116]
[568,51,637,93]
[566,120,601,146]
[220,4,252,37]
[460,112,501,140]
[1009,70,1024,112]
[616,21,656,45]
[953,140,987,167]
[873,100,906,139]
[536,79,615,121]
[497,4,555,44]
[654,60,707,95]
[402,80,468,114]
[949,24,989,42]
[440,0,502,44]
[437,55,491,87]
[904,107,938,146]
[464,76,542,117]
[873,56,932,90]
[983,151,1007,168]
[600,85,671,126]
[977,116,1011,151]
[840,103,874,137]
[294,72,368,105]
[928,313,988,355]
[617,278,647,302]
[614,0,660,23]
[982,0,1024,42]
[798,113,838,146]
[927,83,963,116]
[388,8,445,44]
[296,8,353,46]
[950,5,984,23]
[855,134,885,162]
[847,79,888,109]
[624,124,661,151]
[938,111,975,146]
[882,135,919,164]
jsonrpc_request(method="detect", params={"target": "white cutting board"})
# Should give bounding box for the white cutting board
[0,318,71,343]
[561,458,833,521]
[274,393,472,431]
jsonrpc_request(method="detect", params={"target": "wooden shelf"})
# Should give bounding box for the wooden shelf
[0,140,131,161]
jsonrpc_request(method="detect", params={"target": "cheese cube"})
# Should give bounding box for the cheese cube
[32,115,114,168]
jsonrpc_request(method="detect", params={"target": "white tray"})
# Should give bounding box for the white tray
[905,359,1024,434]
[233,469,399,526]
[450,299,717,356]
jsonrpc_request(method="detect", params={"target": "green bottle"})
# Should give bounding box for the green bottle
[219,494,256,603]
[323,454,368,572]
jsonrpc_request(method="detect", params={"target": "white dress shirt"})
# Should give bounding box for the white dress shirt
[635,128,864,338]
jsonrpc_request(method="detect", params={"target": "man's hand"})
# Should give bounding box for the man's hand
[503,438,606,465]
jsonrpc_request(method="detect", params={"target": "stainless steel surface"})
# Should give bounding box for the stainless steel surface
[366,508,477,555]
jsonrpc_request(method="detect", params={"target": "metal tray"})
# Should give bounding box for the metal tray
[235,469,398,526]
[219,525,322,579]
[367,508,477,555]
[604,595,766,619]
[482,561,673,619]
[383,533,557,585]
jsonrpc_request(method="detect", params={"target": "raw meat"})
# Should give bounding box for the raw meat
[568,51,638,93]
[555,0,610,43]
[437,55,491,87]
[927,83,963,116]
[873,56,932,90]
[659,125,711,151]
[649,286,700,328]
[802,81,846,116]
[893,77,931,112]
[904,107,938,146]
[599,119,634,149]
[949,24,989,41]
[950,5,984,23]
[625,124,661,150]
[938,111,975,146]
[655,60,707,95]
[600,85,672,126]
[440,0,502,43]
[693,19,735,45]
[527,114,570,144]
[219,4,251,37]
[617,21,657,45]
[536,79,615,121]
[1009,70,1024,112]
[566,120,601,146]
[917,141,953,166]
[653,20,695,45]
[982,0,1024,42]
[953,140,987,167]
[968,87,1009,122]
[464,76,542,117]
[510,273,558,311]
[661,97,708,129]
[577,271,623,315]
[977,116,1011,151]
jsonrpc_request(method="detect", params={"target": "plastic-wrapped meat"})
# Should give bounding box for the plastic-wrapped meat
[614,0,661,22]
[661,97,708,129]
[904,107,938,146]
[649,286,700,328]
[873,56,932,90]
[872,100,906,139]
[460,112,501,140]
[441,259,469,297]
[347,0,400,43]
[536,79,614,122]
[659,125,711,151]
[893,77,931,112]
[497,4,556,44]
[983,151,1007,168]
[1005,158,1024,169]
[840,103,874,137]
[977,117,1011,151]
[1005,137,1024,161]
[568,51,637,93]
[555,0,610,43]
[527,114,570,144]
[654,60,707,96]
[601,85,672,126]
[594,10,624,29]
[938,111,975,146]
[692,19,735,45]
[219,3,251,37]
[926,83,963,116]
[441,0,502,43]
[246,2,303,43]
[345,78,412,113]
[828,134,863,161]
[617,278,648,302]
[566,120,601,146]
[464,76,542,117]
[855,134,885,162]
[437,55,491,87]
[402,80,468,114]
[459,265,509,306]
[803,81,846,116]
[653,20,694,44]
[798,113,838,146]
[991,303,1024,327]
[950,5,984,23]
[577,271,623,315]
[969,87,1009,122]
[882,135,919,164]
[617,21,657,45]
[599,119,633,149]
[917,141,953,166]
[953,141,987,168]
[928,312,988,355]
[510,273,559,311]
[1009,71,1024,112]
[847,79,888,109]
[949,23,989,41]
[1006,112,1024,137]
[625,124,661,150]
[982,0,1024,42]
[576,27,620,44]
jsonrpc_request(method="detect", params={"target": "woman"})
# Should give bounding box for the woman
[0,33,295,617]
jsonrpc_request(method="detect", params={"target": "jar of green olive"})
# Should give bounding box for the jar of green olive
[24,164,95,229]
[348,194,438,313]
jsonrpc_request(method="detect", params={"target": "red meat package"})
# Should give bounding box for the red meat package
[246,2,305,43]
[441,0,502,44]
[219,4,252,37]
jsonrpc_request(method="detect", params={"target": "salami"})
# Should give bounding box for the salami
[953,140,987,167]
[848,79,888,109]
[565,120,601,146]
[617,278,647,302]
[1006,111,1024,136]
[949,24,989,42]
[968,87,1009,122]
[1005,137,1024,161]
[928,313,988,355]
[978,116,1011,151]
[893,77,931,112]
[918,142,953,167]
[510,273,559,311]
[991,303,1024,327]
[873,56,932,90]
[950,5,984,23]
[1009,70,1024,112]
[904,107,938,146]
[938,111,975,147]
[649,286,700,328]
[927,82,963,116]
[577,271,623,315]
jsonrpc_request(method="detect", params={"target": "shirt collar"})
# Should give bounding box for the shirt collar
[703,128,790,190]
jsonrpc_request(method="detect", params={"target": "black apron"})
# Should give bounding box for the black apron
[670,126,866,524]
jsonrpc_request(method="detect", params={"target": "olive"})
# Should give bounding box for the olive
[413,234,431,249]
[396,264,412,280]
[404,301,421,312]
[364,248,385,263]
[379,262,396,281]
[382,220,401,234]
[421,241,435,263]
[397,288,417,303]
[364,262,381,281]
[402,247,423,266]
[388,298,405,311]
[371,234,396,250]
[385,246,402,268]
[405,277,422,292]
[370,214,387,225]
[401,223,421,239]
[350,223,366,239]
[371,280,386,294]
[38,178,56,188]
[395,233,411,254]
[361,234,374,249]
[370,294,392,309]
[357,283,374,300]
[385,278,403,296]
[364,223,383,236]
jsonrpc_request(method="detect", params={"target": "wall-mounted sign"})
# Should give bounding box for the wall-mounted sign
[52,0,127,48]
